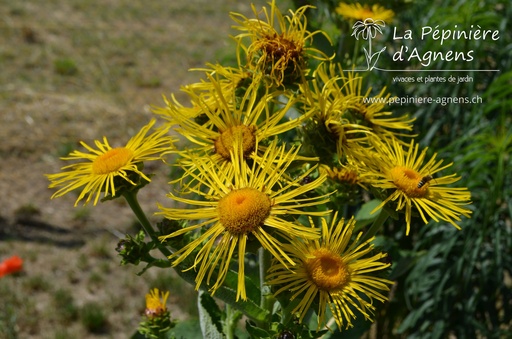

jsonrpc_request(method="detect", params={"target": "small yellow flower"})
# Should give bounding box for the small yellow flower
[364,137,472,235]
[336,3,395,23]
[145,288,169,318]
[158,141,330,301]
[231,0,332,87]
[267,214,393,330]
[319,162,370,189]
[46,119,174,206]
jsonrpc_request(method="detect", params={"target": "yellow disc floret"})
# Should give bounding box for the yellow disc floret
[92,147,134,175]
[305,248,350,291]
[214,125,257,160]
[217,187,272,235]
[388,166,429,198]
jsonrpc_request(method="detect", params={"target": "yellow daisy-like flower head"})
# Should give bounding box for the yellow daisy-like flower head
[153,64,257,127]
[365,137,472,235]
[300,63,373,160]
[336,2,395,23]
[46,119,174,206]
[301,63,415,155]
[319,159,371,190]
[145,288,170,318]
[321,164,359,185]
[156,73,312,192]
[340,68,415,140]
[231,0,332,87]
[267,214,393,330]
[158,141,331,301]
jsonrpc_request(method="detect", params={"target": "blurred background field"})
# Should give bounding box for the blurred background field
[0,0,271,337]
[1,0,511,338]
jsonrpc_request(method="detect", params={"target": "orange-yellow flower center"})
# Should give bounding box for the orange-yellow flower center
[214,125,256,160]
[389,166,429,198]
[255,33,304,84]
[305,248,350,291]
[217,187,272,235]
[261,34,303,63]
[92,147,134,175]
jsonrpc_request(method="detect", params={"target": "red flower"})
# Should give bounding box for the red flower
[0,255,23,277]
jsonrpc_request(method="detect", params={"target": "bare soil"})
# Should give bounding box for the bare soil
[0,1,272,337]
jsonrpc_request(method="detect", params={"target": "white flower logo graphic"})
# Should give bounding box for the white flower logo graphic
[352,18,387,70]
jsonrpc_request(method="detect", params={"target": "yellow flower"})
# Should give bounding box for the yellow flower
[46,119,174,206]
[231,0,332,87]
[301,63,415,157]
[340,68,415,140]
[156,73,313,192]
[365,137,472,235]
[267,214,392,330]
[186,63,255,99]
[319,161,370,189]
[158,141,331,301]
[336,3,395,23]
[300,63,373,159]
[153,64,255,126]
[145,288,169,318]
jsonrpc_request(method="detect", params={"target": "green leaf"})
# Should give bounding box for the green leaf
[171,319,201,339]
[136,259,172,276]
[245,320,271,338]
[130,330,146,339]
[198,290,224,339]
[171,257,270,323]
[389,252,418,280]
[354,199,382,232]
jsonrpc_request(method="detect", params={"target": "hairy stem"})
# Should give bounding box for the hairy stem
[123,190,171,257]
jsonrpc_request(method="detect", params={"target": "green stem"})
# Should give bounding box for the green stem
[225,304,234,339]
[258,248,274,329]
[224,304,242,339]
[122,190,172,257]
[360,208,389,244]
[123,190,270,324]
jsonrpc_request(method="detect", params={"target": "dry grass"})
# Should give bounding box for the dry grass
[0,0,278,338]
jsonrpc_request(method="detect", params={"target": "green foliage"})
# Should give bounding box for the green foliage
[101,165,152,203]
[54,58,79,76]
[169,319,202,339]
[0,301,18,339]
[53,288,79,323]
[23,274,51,292]
[138,309,176,339]
[294,0,512,337]
[54,329,72,339]
[116,230,154,266]
[198,291,225,339]
[80,302,107,333]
